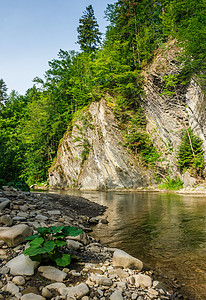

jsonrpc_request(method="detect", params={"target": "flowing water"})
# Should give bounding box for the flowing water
[50,190,206,299]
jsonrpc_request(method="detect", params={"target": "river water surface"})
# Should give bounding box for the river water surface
[50,190,206,299]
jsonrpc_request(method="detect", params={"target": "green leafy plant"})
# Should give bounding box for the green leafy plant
[158,176,183,190]
[24,226,83,267]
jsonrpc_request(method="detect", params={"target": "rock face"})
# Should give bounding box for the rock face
[49,99,151,189]
[142,39,206,170]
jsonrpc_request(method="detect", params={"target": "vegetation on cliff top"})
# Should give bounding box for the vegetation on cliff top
[0,0,206,185]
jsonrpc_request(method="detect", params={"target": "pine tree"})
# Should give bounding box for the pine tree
[0,79,8,113]
[77,5,102,53]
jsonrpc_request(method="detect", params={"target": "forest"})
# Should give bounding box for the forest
[0,0,206,188]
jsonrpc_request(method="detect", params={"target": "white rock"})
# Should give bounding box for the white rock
[110,290,123,300]
[134,273,152,288]
[90,275,112,286]
[7,254,40,276]
[47,210,61,215]
[63,283,89,299]
[38,266,67,282]
[45,282,66,292]
[21,293,46,300]
[41,287,53,298]
[66,239,82,250]
[2,281,20,295]
[113,249,143,270]
[0,224,33,247]
[12,276,26,286]
[148,287,159,298]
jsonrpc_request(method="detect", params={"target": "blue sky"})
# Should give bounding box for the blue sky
[0,0,116,95]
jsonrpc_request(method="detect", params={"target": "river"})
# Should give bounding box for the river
[50,190,206,299]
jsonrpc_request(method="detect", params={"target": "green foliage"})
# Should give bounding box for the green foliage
[158,176,183,190]
[1,0,206,185]
[7,178,30,192]
[24,226,83,267]
[177,129,205,177]
[0,179,6,189]
[124,129,160,166]
[121,109,160,166]
[77,5,102,53]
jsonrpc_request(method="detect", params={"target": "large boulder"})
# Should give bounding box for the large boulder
[6,254,40,276]
[113,249,143,270]
[0,224,32,247]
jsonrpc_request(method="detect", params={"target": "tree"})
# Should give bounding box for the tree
[0,79,8,113]
[77,5,102,53]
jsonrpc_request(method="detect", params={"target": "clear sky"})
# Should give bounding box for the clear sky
[0,0,116,95]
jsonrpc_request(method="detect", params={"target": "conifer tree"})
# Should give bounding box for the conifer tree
[77,5,102,53]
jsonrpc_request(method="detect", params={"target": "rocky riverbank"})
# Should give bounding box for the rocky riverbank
[0,187,186,299]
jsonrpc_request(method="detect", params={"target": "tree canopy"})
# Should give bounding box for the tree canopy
[1,0,206,185]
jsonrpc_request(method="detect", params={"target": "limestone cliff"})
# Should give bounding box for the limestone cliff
[49,40,206,189]
[142,40,206,173]
[49,100,151,189]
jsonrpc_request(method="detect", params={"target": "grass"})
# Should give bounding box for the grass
[158,176,183,190]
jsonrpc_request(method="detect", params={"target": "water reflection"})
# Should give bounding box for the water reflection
[50,190,206,299]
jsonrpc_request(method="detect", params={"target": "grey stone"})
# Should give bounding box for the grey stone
[0,265,10,274]
[41,287,52,298]
[58,283,89,299]
[134,273,152,288]
[2,281,20,295]
[110,290,123,300]
[0,249,8,259]
[45,282,66,292]
[66,239,82,250]
[0,215,13,226]
[38,266,67,282]
[12,276,26,286]
[17,212,28,218]
[0,198,10,210]
[0,224,33,247]
[36,214,48,221]
[13,217,27,221]
[148,287,159,298]
[91,275,112,286]
[113,249,143,270]
[47,210,61,215]
[7,254,40,275]
[21,294,46,300]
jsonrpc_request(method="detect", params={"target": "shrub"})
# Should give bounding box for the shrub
[7,178,30,191]
[24,226,83,267]
[177,129,205,177]
[124,129,160,166]
[158,176,183,190]
[0,179,6,189]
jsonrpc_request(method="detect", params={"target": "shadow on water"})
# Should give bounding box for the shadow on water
[50,190,206,299]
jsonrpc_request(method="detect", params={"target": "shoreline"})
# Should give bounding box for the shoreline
[33,184,206,196]
[0,188,192,299]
